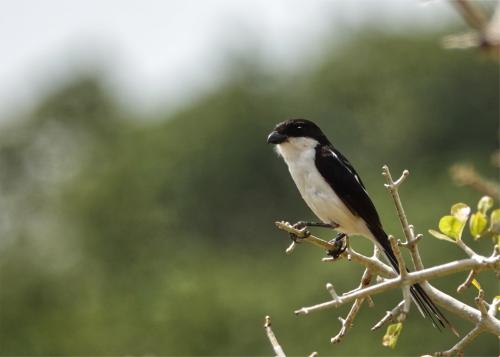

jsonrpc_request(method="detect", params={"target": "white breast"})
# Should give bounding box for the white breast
[276,138,371,237]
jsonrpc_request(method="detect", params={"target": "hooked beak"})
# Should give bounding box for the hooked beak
[267,131,287,144]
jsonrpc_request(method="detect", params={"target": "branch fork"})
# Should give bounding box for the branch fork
[270,165,500,356]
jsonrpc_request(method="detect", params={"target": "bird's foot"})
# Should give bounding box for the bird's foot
[289,221,311,243]
[327,233,347,259]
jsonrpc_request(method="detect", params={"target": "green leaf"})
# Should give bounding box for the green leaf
[382,322,403,349]
[477,196,494,214]
[469,212,488,239]
[490,209,500,234]
[471,278,481,291]
[428,229,456,243]
[438,215,465,241]
[451,203,471,220]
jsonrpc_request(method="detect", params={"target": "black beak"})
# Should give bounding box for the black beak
[267,131,287,144]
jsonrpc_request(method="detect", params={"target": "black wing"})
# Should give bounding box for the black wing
[314,144,383,232]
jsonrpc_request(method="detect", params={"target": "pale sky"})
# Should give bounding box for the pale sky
[0,0,456,120]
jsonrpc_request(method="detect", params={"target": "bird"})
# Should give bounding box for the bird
[267,118,451,331]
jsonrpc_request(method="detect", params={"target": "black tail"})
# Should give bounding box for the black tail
[373,227,454,332]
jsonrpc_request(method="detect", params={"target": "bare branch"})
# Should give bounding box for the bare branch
[435,324,482,357]
[450,164,500,200]
[264,316,286,357]
[388,235,412,316]
[330,301,363,344]
[385,171,423,263]
[271,165,500,355]
[331,268,372,344]
[388,235,408,278]
[451,0,489,31]
[382,166,411,241]
[325,283,339,301]
[275,221,336,251]
[382,165,425,271]
[371,300,405,331]
[435,290,497,356]
[474,289,488,317]
[456,269,476,293]
[322,244,395,278]
[275,220,395,278]
[456,237,479,258]
[294,255,499,319]
[445,0,500,54]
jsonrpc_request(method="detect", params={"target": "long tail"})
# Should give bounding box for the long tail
[371,227,454,332]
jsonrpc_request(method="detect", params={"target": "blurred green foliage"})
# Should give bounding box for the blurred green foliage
[0,30,498,356]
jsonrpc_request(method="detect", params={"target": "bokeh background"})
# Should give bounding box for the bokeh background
[0,1,498,356]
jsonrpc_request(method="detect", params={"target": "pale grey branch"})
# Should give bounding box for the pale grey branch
[456,269,476,293]
[264,316,286,357]
[331,268,372,344]
[371,300,405,331]
[294,255,499,318]
[271,165,500,355]
[434,290,499,356]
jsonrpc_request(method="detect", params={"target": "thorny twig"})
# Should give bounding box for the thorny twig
[450,163,500,200]
[264,316,318,357]
[382,165,425,271]
[435,291,500,356]
[388,235,412,317]
[443,0,500,55]
[275,222,395,278]
[456,269,476,293]
[371,300,405,331]
[292,255,499,318]
[264,316,286,357]
[331,266,373,344]
[271,165,500,356]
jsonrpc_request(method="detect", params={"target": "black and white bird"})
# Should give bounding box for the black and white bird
[267,118,451,330]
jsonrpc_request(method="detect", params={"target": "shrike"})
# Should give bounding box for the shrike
[267,118,451,330]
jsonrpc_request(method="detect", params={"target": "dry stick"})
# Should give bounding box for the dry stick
[273,165,500,354]
[323,245,395,279]
[382,166,425,271]
[264,316,286,357]
[294,255,499,319]
[274,221,336,252]
[444,0,500,51]
[452,0,489,31]
[275,221,396,278]
[275,209,500,337]
[450,164,500,200]
[435,291,498,357]
[371,300,405,331]
[436,324,483,357]
[331,267,372,344]
[382,165,500,342]
[388,235,412,316]
[456,238,478,258]
[456,269,476,293]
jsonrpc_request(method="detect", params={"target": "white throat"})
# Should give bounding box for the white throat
[275,137,319,164]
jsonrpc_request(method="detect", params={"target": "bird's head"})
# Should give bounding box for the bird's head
[267,119,329,154]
